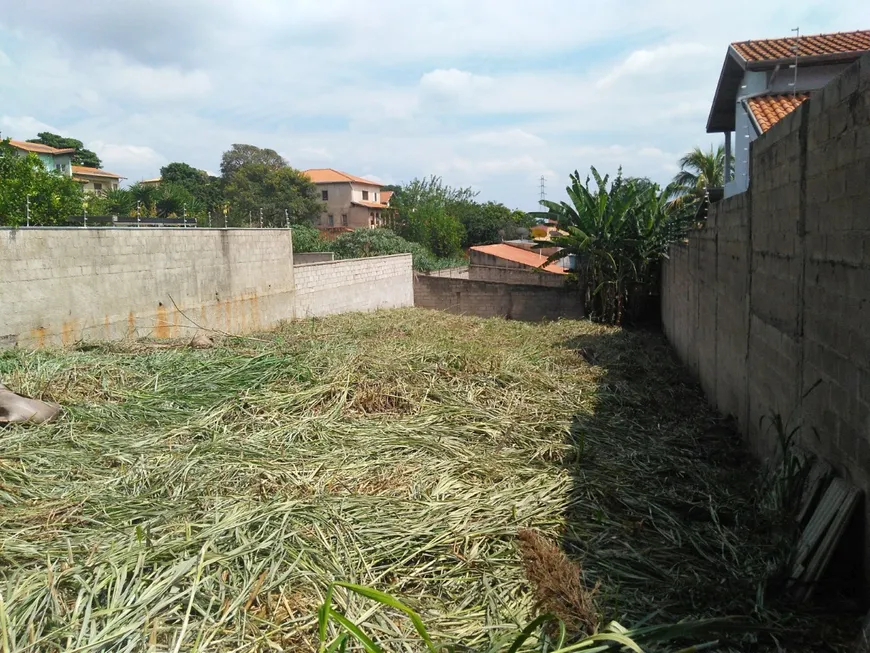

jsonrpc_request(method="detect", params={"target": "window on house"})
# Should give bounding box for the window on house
[322,190,329,200]
[328,214,334,226]
[374,193,378,202]
[55,164,61,171]
[341,214,348,226]
[93,182,103,191]
[362,190,369,200]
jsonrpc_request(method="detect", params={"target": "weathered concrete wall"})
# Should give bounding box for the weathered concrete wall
[0,228,295,347]
[425,267,469,279]
[662,56,870,496]
[414,275,583,321]
[469,264,567,287]
[293,252,335,264]
[293,254,413,318]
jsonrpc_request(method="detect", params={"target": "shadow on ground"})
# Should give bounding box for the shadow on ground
[556,326,863,651]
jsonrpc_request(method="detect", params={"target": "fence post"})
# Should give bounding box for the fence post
[259,207,263,229]
[208,211,212,228]
[25,195,30,227]
[285,208,289,229]
[248,211,252,228]
[136,201,141,227]
[83,207,87,229]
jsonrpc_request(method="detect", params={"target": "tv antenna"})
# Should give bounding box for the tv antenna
[790,27,800,97]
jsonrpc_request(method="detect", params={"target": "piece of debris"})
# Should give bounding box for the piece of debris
[789,475,861,601]
[189,332,215,349]
[0,382,62,425]
[577,347,598,365]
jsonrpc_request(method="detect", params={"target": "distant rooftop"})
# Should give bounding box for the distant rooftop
[304,168,382,186]
[72,165,124,180]
[7,139,76,155]
[470,243,567,274]
[731,29,870,64]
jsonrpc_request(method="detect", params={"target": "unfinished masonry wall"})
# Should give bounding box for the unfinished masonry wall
[414,274,583,321]
[0,228,295,347]
[662,56,870,502]
[293,254,413,319]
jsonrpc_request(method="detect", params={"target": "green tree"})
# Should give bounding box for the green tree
[154,183,197,219]
[223,163,323,226]
[129,182,158,217]
[0,139,83,226]
[534,167,690,324]
[669,145,725,210]
[290,224,328,253]
[161,162,223,215]
[26,132,102,168]
[90,188,135,216]
[220,144,286,178]
[389,176,474,255]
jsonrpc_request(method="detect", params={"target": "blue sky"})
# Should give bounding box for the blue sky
[1,1,867,211]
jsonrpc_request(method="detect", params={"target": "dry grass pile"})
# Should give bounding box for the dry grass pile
[0,309,854,651]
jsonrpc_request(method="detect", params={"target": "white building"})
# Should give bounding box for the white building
[707,30,870,198]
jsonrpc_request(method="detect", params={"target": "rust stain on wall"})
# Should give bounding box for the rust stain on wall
[104,315,110,339]
[61,320,79,346]
[155,304,170,339]
[30,327,47,348]
[127,312,136,338]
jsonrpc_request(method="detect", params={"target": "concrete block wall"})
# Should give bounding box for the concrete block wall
[293,254,413,319]
[0,228,295,347]
[661,55,870,556]
[414,275,583,321]
[468,264,567,287]
[293,252,335,264]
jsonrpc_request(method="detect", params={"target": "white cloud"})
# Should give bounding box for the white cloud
[100,53,212,102]
[419,69,494,96]
[596,42,715,88]
[0,49,11,66]
[87,141,166,174]
[1,115,59,138]
[468,129,545,148]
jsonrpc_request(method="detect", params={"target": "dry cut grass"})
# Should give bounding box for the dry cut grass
[0,308,855,651]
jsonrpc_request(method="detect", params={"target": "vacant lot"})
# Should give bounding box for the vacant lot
[0,309,855,651]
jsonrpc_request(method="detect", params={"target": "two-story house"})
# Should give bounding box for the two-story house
[8,139,75,175]
[707,29,870,198]
[303,168,390,229]
[71,166,124,194]
[7,139,124,195]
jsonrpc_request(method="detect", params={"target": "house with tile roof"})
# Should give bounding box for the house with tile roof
[71,166,125,195]
[7,139,76,176]
[707,29,870,198]
[303,168,392,229]
[6,139,124,194]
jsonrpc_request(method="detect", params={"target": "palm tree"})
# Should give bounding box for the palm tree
[668,145,725,209]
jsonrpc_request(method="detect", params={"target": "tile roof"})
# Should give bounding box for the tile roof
[381,190,393,204]
[470,244,567,274]
[731,29,870,63]
[352,200,389,209]
[7,139,77,155]
[72,165,124,179]
[304,168,382,186]
[747,94,811,132]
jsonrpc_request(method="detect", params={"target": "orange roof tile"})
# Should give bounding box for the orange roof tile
[352,200,389,209]
[732,29,870,63]
[8,139,77,155]
[381,190,393,204]
[470,244,567,274]
[747,94,810,132]
[304,168,382,186]
[72,165,124,179]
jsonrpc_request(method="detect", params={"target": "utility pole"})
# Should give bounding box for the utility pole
[790,27,800,97]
